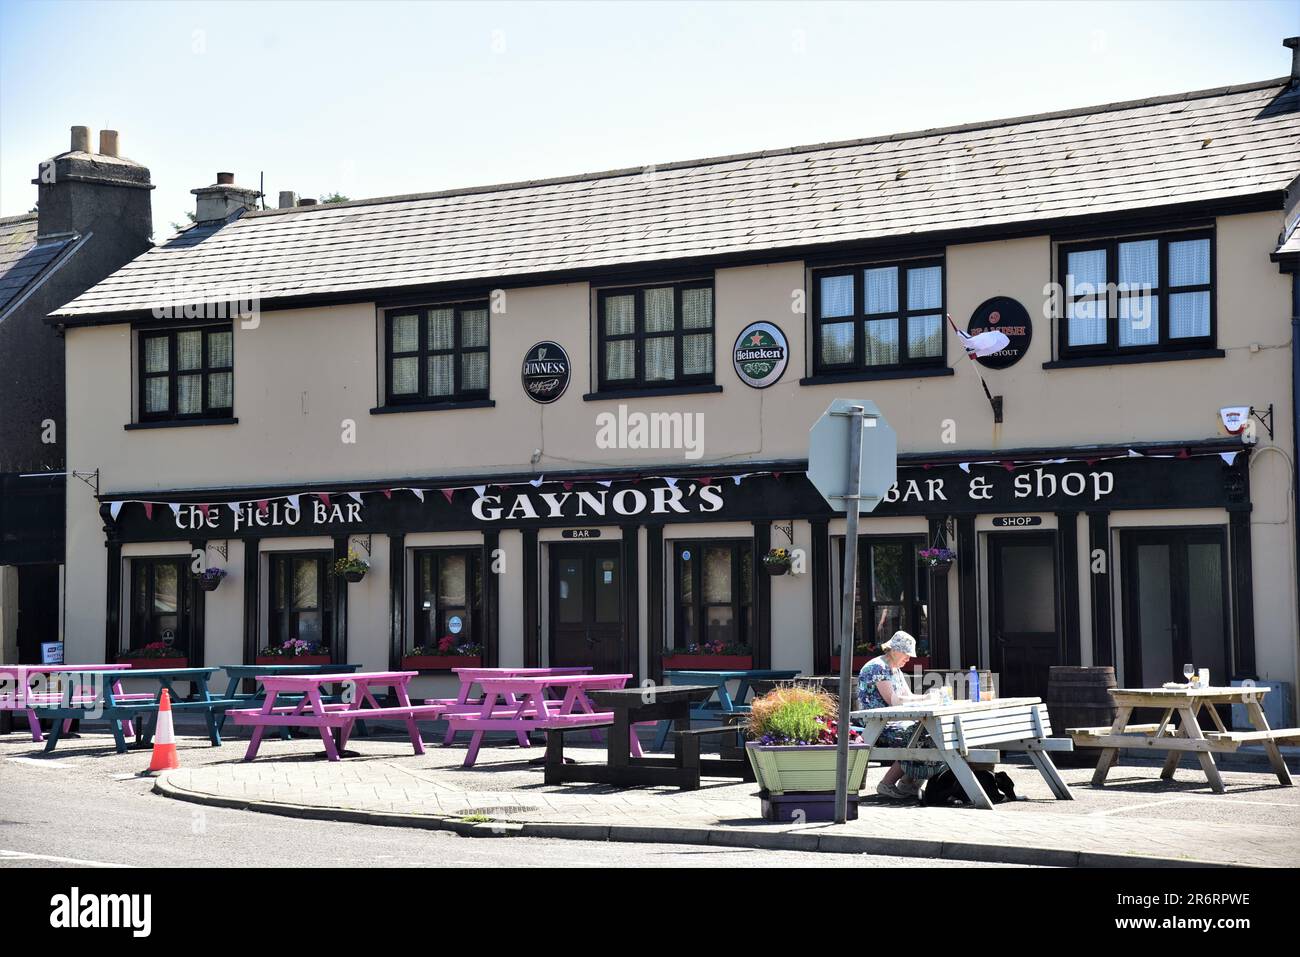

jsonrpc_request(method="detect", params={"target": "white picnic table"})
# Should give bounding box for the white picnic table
[850,696,1074,810]
[1068,685,1300,793]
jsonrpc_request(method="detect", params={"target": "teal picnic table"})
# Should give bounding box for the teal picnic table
[32,667,238,754]
[653,668,800,751]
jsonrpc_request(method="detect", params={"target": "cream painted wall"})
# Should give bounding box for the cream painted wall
[61,211,1297,703]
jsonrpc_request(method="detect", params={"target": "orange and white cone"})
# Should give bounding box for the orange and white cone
[147,689,180,772]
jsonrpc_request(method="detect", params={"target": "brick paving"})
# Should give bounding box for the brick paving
[5,729,1296,866]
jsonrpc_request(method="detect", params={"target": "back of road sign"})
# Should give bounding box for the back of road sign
[806,399,898,513]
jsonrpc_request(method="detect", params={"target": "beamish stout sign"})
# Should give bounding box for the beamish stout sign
[967,296,1032,369]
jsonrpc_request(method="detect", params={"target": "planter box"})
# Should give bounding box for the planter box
[401,655,482,671]
[760,790,860,822]
[745,741,872,796]
[117,657,188,670]
[662,654,753,671]
[254,655,333,666]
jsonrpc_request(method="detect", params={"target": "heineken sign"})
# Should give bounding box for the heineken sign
[521,341,571,403]
[732,322,789,388]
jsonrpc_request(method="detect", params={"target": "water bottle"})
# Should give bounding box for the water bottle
[969,665,980,703]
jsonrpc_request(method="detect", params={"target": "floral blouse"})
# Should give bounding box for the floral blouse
[857,655,907,711]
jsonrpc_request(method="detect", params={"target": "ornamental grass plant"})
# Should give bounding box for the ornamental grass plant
[747,685,840,745]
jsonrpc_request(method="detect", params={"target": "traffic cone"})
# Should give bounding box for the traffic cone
[147,689,180,772]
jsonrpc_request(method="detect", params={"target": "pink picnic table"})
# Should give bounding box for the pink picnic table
[0,664,144,741]
[431,666,594,746]
[446,673,646,767]
[229,671,441,762]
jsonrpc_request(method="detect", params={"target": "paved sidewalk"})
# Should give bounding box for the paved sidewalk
[6,729,1296,866]
[133,733,1300,868]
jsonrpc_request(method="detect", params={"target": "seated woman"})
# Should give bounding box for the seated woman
[857,630,938,800]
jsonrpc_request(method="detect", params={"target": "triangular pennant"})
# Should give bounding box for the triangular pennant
[597,480,613,488]
[664,477,678,489]
[1002,461,1016,471]
[257,499,270,515]
[1127,449,1143,458]
[317,492,331,507]
[229,502,243,517]
[1177,449,1190,459]
[699,477,712,487]
[772,472,782,480]
[958,462,971,473]
[473,485,486,497]
[441,488,455,503]
[286,494,301,511]
[168,503,182,519]
[109,501,124,520]
[411,488,425,502]
[143,502,154,520]
[1220,452,1239,466]
[732,474,744,485]
[381,489,393,499]
[196,503,211,518]
[530,475,544,487]
[348,491,364,505]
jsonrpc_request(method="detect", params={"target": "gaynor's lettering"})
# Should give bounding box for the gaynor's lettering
[471,483,723,522]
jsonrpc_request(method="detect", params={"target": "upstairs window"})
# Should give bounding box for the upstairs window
[812,260,945,376]
[385,301,490,404]
[139,325,234,421]
[1060,230,1214,357]
[597,281,714,391]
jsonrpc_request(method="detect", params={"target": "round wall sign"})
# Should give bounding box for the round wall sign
[967,297,1031,369]
[732,322,789,388]
[448,615,463,635]
[521,341,571,403]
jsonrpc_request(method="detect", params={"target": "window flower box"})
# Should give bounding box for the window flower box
[830,655,873,673]
[117,655,189,670]
[662,654,753,670]
[255,655,333,666]
[401,654,483,671]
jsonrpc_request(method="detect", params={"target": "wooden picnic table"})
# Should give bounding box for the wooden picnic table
[229,671,440,761]
[432,666,593,745]
[850,696,1075,810]
[445,673,640,767]
[1069,686,1300,793]
[545,684,754,790]
[1,664,137,742]
[653,668,800,750]
[30,667,234,754]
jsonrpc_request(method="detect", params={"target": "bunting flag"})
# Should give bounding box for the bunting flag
[196,503,211,519]
[441,488,455,503]
[256,499,270,515]
[109,501,124,520]
[169,503,182,520]
[228,502,242,518]
[410,488,424,502]
[530,475,544,487]
[348,491,364,505]
[317,492,332,507]
[959,462,971,473]
[664,477,678,489]
[473,485,486,497]
[597,480,613,488]
[1221,452,1239,466]
[562,481,574,491]
[381,489,393,500]
[286,494,301,511]
[143,502,154,520]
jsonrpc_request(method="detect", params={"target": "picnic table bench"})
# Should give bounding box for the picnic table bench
[29,667,239,753]
[1069,685,1299,793]
[445,673,641,767]
[851,696,1074,809]
[216,663,362,738]
[652,669,800,751]
[545,685,754,790]
[1,664,140,742]
[228,671,440,761]
[431,666,594,745]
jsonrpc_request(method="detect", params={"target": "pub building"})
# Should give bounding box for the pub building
[46,40,1300,718]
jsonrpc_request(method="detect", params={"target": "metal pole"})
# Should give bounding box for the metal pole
[834,405,865,824]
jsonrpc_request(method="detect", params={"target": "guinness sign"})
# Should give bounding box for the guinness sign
[521,341,571,403]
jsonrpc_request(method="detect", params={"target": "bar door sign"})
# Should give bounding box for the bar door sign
[992,515,1043,527]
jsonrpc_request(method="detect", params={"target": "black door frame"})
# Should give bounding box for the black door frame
[988,530,1062,684]
[1119,526,1232,687]
[547,541,627,672]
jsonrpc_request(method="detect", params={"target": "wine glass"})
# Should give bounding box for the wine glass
[1183,663,1195,685]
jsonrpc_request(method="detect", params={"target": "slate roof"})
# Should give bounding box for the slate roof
[0,214,76,321]
[53,78,1300,322]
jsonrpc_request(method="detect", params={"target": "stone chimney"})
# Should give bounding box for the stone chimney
[1285,37,1300,88]
[278,190,297,209]
[192,171,263,223]
[33,125,153,243]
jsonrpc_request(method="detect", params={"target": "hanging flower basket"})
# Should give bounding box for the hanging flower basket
[197,567,226,592]
[761,548,793,576]
[918,547,956,571]
[334,549,369,583]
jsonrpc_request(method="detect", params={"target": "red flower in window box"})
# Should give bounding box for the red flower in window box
[663,643,753,671]
[403,640,483,672]
[117,642,188,669]
[254,655,333,666]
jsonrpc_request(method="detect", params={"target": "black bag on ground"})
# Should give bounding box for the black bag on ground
[921,768,1018,806]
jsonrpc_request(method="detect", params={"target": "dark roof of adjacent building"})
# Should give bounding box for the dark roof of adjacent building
[0,214,79,322]
[53,78,1300,323]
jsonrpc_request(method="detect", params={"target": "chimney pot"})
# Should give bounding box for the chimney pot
[216,171,235,185]
[298,197,317,206]
[98,130,120,157]
[70,125,91,153]
[1285,37,1300,84]
[278,190,297,209]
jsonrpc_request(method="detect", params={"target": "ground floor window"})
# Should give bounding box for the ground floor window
[127,557,190,657]
[413,548,483,654]
[672,540,753,651]
[839,537,929,659]
[269,552,333,649]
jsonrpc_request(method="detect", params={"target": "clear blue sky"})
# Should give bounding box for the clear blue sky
[2,0,1296,237]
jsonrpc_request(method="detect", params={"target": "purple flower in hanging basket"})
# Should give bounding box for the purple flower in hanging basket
[918,547,956,566]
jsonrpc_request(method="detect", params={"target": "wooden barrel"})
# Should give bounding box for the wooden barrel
[1046,666,1116,767]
